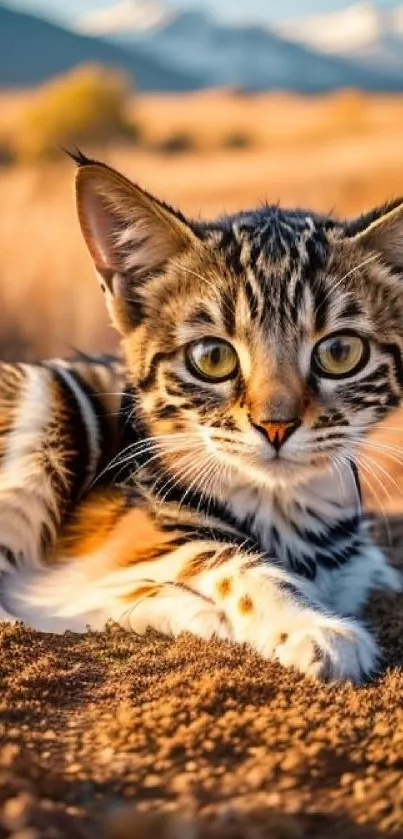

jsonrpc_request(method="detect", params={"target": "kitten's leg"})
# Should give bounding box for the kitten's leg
[112,542,378,682]
[0,359,122,619]
[2,492,231,637]
[116,583,230,642]
[4,491,378,681]
[4,569,231,638]
[178,548,379,683]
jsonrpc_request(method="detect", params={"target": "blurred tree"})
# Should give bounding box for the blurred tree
[14,64,137,161]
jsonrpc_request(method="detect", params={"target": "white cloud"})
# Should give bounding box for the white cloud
[76,0,173,35]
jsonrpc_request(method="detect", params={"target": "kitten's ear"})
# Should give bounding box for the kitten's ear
[347,200,403,270]
[74,157,197,331]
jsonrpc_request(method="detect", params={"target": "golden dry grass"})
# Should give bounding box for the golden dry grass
[1,89,403,359]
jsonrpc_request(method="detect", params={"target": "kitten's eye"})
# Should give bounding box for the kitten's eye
[313,333,368,378]
[186,339,238,382]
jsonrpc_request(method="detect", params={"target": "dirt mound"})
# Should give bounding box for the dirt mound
[0,517,402,839]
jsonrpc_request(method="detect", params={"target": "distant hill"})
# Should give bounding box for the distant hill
[110,7,403,93]
[0,2,199,90]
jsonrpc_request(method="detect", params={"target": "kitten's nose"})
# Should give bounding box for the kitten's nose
[258,419,300,450]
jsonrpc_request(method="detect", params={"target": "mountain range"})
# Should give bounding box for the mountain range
[0,2,197,90]
[110,5,403,92]
[1,0,403,93]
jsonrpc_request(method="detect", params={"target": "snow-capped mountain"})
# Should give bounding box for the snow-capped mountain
[87,4,403,93]
[277,2,403,55]
[277,2,403,77]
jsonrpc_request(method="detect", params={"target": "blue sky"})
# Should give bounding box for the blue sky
[5,0,400,26]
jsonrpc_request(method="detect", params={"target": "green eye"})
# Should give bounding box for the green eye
[186,339,238,382]
[313,333,368,378]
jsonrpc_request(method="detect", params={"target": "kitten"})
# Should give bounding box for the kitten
[0,154,402,683]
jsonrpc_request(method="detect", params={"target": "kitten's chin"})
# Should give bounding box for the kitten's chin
[222,452,330,491]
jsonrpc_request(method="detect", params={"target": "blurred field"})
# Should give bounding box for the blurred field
[0,87,403,359]
[0,87,403,358]
[1,86,403,510]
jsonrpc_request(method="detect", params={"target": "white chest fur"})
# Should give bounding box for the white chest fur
[224,461,400,615]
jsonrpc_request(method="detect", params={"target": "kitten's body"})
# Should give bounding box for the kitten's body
[0,160,402,682]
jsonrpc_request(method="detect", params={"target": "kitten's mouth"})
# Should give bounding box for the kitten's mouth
[266,455,313,471]
[258,450,333,482]
[271,451,324,464]
[230,448,328,482]
[206,436,332,489]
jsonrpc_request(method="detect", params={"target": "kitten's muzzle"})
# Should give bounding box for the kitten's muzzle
[254,419,301,451]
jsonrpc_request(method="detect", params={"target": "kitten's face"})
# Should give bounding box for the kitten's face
[75,157,403,495]
[123,231,403,493]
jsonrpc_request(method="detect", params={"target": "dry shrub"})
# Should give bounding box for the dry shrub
[0,140,13,166]
[222,131,253,150]
[153,130,198,155]
[13,64,137,162]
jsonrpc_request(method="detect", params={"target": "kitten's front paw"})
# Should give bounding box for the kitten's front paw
[274,615,379,684]
[217,569,379,684]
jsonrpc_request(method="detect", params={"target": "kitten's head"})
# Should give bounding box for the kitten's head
[75,155,403,495]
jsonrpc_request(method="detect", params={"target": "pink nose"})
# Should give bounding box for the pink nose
[260,420,299,449]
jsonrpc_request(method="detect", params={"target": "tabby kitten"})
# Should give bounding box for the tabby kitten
[0,154,402,683]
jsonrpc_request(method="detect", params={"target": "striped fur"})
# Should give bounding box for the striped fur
[0,356,123,574]
[0,156,402,682]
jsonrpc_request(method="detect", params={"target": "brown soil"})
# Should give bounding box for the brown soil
[0,517,402,839]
